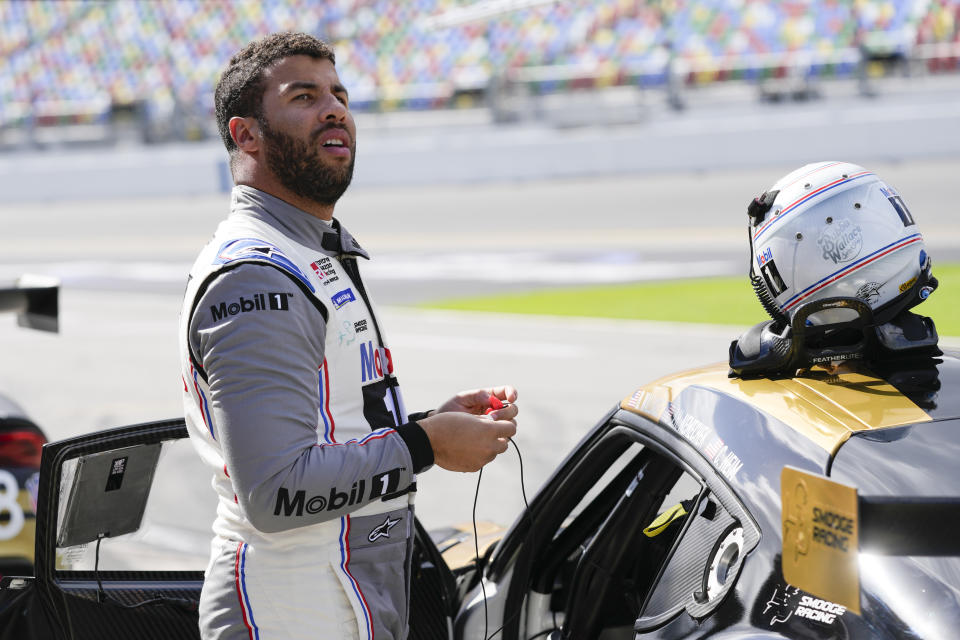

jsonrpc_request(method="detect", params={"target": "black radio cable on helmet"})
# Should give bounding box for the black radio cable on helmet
[745,190,789,328]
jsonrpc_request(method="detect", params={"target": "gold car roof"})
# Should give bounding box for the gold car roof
[621,362,931,456]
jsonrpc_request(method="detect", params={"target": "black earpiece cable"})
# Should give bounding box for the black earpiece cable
[473,437,541,640]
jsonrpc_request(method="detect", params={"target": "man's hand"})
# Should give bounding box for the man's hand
[433,386,518,416]
[417,403,519,472]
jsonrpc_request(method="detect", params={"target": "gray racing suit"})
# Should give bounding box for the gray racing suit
[179,185,434,640]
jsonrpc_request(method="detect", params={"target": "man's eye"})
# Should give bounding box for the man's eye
[294,94,312,101]
[336,95,348,106]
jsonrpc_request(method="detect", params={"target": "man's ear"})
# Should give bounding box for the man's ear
[229,116,260,153]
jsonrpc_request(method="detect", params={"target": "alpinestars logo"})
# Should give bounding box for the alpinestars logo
[368,515,401,542]
[210,293,292,321]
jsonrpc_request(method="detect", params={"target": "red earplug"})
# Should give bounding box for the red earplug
[485,396,504,415]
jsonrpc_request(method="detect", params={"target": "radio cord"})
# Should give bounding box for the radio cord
[473,436,533,640]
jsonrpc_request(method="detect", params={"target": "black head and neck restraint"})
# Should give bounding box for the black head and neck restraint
[729,296,940,378]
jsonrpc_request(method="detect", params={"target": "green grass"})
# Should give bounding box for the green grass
[423,264,960,336]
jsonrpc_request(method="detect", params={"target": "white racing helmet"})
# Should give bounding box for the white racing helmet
[747,161,936,326]
[730,161,939,377]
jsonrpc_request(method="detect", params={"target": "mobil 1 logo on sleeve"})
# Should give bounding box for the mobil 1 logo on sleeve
[273,467,404,517]
[210,292,293,321]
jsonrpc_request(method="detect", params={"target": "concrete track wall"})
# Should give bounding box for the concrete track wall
[2,78,959,202]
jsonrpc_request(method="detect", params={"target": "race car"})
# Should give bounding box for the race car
[0,295,957,640]
[0,395,45,581]
[448,303,960,639]
[0,278,56,582]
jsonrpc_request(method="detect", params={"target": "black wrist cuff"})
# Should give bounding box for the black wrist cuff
[396,421,434,473]
[407,410,432,422]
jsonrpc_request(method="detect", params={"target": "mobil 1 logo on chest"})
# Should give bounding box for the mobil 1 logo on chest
[358,338,406,427]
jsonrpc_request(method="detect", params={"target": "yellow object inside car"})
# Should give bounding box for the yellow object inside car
[643,501,689,538]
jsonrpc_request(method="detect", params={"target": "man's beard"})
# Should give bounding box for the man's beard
[259,117,355,206]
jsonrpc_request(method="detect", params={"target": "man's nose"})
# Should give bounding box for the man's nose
[321,95,347,122]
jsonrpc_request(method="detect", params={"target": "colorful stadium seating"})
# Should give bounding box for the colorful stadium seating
[1,0,957,131]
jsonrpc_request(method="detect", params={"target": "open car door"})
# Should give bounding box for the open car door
[0,417,460,639]
[7,419,203,639]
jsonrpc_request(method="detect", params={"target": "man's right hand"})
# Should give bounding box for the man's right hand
[417,405,519,472]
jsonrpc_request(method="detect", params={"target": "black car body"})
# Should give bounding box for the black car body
[1,347,958,639]
[455,351,960,640]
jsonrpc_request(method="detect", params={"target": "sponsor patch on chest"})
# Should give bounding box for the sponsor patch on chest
[310,256,341,286]
[332,288,357,309]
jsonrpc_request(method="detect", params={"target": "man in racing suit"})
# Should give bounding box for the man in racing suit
[180,33,519,640]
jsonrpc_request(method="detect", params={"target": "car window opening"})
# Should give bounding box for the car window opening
[517,432,707,640]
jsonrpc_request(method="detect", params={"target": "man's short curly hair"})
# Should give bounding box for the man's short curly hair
[215,32,335,155]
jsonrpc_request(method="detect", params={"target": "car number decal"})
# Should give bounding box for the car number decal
[0,470,25,540]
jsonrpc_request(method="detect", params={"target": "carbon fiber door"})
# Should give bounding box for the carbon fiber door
[33,419,203,640]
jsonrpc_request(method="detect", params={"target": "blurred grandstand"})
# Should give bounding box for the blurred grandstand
[2,0,959,149]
